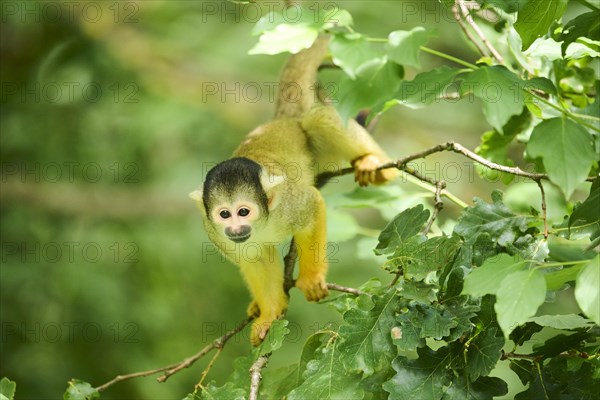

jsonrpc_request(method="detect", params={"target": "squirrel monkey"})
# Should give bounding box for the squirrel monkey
[190,36,397,345]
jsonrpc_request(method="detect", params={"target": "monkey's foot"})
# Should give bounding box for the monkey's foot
[296,276,329,302]
[352,154,398,186]
[250,316,276,346]
[246,301,261,318]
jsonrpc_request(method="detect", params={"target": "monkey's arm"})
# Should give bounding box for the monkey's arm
[301,105,399,186]
[239,248,288,346]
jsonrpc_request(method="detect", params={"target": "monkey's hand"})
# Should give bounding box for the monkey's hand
[295,275,329,302]
[352,154,398,187]
[250,310,286,346]
[246,301,261,318]
[250,317,272,346]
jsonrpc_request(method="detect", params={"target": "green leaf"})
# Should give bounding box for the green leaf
[533,330,596,357]
[383,347,451,400]
[453,327,505,381]
[200,382,246,400]
[330,34,383,79]
[443,375,508,400]
[321,8,354,30]
[260,364,300,400]
[451,299,505,381]
[566,38,600,59]
[393,66,461,109]
[528,313,595,330]
[399,279,437,303]
[527,117,596,199]
[569,178,600,245]
[287,335,364,400]
[443,297,480,342]
[514,0,568,50]
[0,378,16,400]
[514,356,600,400]
[462,253,528,297]
[544,264,584,291]
[387,235,461,280]
[394,310,426,352]
[338,287,400,376]
[478,0,520,13]
[559,11,600,56]
[254,319,290,356]
[63,380,99,400]
[386,27,432,68]
[454,191,534,247]
[336,60,403,122]
[524,38,563,60]
[419,303,458,340]
[375,205,430,255]
[249,24,319,55]
[460,66,525,133]
[495,269,547,338]
[575,257,600,324]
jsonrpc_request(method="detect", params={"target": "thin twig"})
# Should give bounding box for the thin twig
[317,141,552,187]
[501,351,542,361]
[536,180,549,239]
[249,355,270,400]
[452,4,489,57]
[422,180,446,234]
[96,366,176,392]
[327,283,365,296]
[157,317,253,383]
[95,316,253,391]
[389,272,402,287]
[196,347,223,389]
[456,0,505,64]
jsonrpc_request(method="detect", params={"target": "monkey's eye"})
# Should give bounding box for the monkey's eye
[238,208,250,217]
[219,210,231,219]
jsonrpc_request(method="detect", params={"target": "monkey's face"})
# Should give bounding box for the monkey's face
[210,200,262,243]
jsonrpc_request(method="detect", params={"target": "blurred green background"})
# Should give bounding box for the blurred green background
[0,0,577,398]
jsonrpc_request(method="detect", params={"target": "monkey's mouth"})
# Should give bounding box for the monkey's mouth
[229,234,251,243]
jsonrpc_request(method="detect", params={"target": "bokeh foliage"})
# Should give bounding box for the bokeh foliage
[1,1,597,399]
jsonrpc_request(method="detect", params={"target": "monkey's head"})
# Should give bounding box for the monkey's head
[189,157,284,243]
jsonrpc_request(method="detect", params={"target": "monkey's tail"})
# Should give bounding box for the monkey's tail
[274,36,330,119]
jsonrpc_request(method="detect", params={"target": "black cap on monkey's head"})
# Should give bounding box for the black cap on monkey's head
[202,157,269,219]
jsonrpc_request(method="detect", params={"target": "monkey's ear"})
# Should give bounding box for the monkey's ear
[260,173,285,192]
[189,189,203,207]
[260,173,285,210]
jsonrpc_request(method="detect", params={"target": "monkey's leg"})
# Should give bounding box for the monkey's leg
[239,249,288,345]
[302,105,399,186]
[294,188,329,301]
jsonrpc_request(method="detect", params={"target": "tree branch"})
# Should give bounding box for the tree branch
[536,180,549,239]
[452,3,489,58]
[422,180,446,235]
[327,283,365,296]
[455,0,505,64]
[248,355,270,400]
[196,348,223,389]
[95,317,252,392]
[157,317,253,383]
